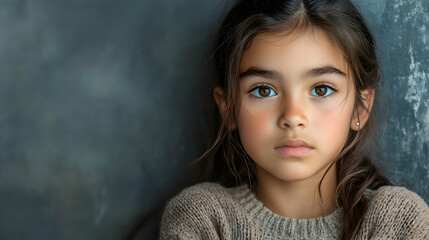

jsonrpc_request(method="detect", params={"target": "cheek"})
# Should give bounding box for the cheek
[312,101,353,146]
[238,104,274,150]
[317,110,347,130]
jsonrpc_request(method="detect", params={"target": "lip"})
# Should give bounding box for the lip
[274,139,313,157]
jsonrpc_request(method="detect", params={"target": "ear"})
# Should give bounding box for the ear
[213,87,236,130]
[351,89,375,131]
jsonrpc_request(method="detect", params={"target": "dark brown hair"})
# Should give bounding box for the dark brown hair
[196,0,392,239]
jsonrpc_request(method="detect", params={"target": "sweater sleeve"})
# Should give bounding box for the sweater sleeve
[158,184,224,240]
[400,189,429,239]
[366,186,429,239]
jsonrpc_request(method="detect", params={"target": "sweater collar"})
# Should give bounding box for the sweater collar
[231,184,345,238]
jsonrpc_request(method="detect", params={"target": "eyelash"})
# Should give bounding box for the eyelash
[248,83,338,100]
[248,84,277,100]
[310,83,338,99]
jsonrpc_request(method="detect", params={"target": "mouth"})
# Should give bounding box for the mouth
[274,139,313,157]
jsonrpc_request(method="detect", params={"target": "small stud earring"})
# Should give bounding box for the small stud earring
[356,122,360,126]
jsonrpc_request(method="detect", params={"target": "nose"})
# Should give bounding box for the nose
[279,95,308,129]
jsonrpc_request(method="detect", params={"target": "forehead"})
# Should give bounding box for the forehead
[239,29,349,77]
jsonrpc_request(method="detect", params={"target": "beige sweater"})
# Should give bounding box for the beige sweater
[159,182,429,239]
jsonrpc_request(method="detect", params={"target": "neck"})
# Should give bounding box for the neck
[254,163,338,219]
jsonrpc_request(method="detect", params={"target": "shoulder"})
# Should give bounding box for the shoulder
[368,185,428,212]
[162,182,229,213]
[164,182,235,209]
[364,185,429,238]
[175,182,231,197]
[159,182,243,239]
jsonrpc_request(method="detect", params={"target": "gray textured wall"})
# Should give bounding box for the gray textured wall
[353,0,429,199]
[0,0,427,239]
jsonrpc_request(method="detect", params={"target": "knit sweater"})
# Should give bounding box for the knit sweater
[159,182,429,239]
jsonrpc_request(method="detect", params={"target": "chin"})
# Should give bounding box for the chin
[277,173,315,182]
[274,166,326,183]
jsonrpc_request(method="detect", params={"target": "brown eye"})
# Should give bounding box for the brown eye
[315,86,327,96]
[258,87,271,97]
[250,85,276,98]
[310,84,336,98]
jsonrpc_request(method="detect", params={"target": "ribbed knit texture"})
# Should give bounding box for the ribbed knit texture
[159,182,429,239]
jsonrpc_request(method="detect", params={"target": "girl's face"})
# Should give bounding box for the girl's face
[237,29,357,184]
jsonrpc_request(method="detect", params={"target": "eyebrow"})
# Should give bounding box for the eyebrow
[239,65,346,80]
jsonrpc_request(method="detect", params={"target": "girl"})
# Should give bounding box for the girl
[159,0,429,239]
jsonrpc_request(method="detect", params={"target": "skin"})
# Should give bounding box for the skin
[214,28,374,219]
